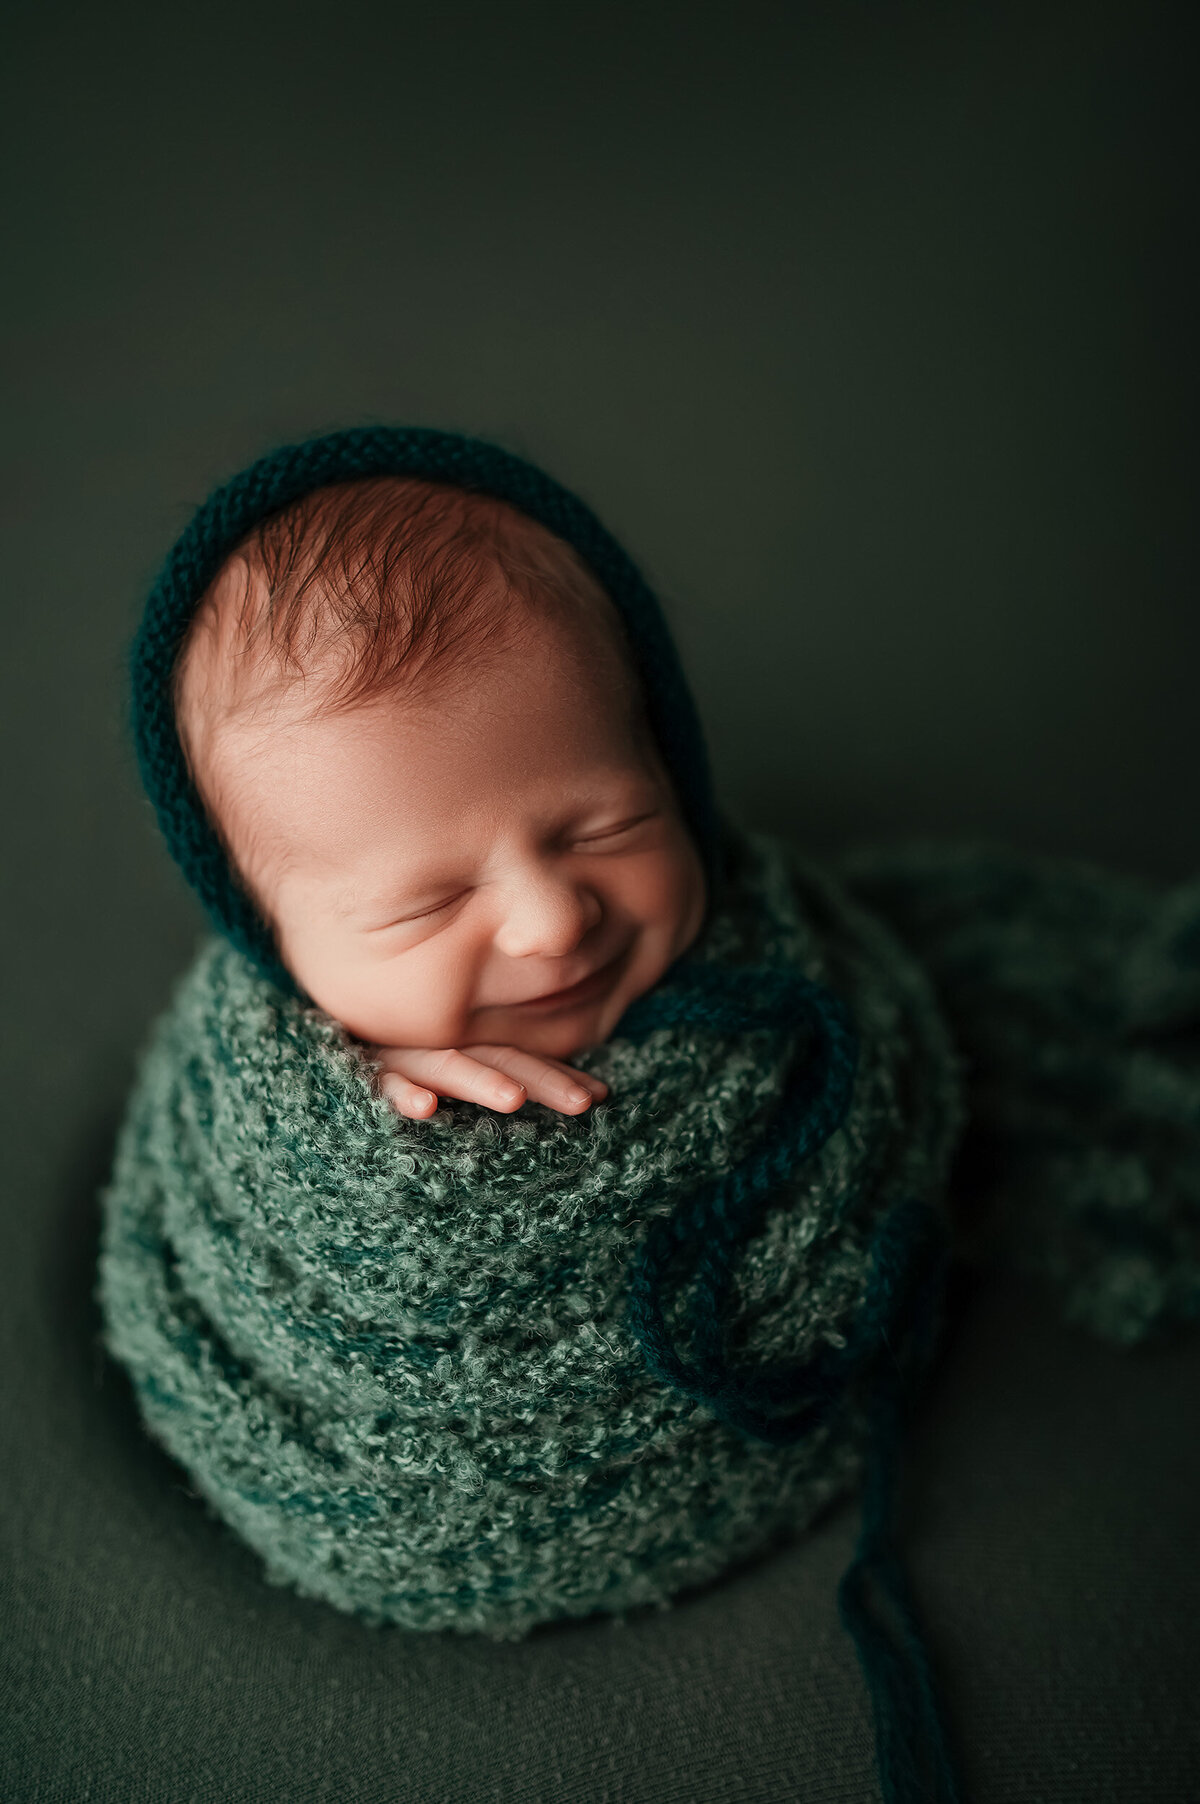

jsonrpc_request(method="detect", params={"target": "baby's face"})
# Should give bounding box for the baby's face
[232,607,708,1061]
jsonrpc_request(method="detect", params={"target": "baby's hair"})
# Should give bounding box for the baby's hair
[170,474,649,943]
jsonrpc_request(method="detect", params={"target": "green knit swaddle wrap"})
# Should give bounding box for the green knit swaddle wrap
[97,818,1200,1642]
[98,822,969,1637]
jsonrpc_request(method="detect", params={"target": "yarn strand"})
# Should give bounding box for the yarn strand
[619,957,966,1804]
[836,1230,964,1804]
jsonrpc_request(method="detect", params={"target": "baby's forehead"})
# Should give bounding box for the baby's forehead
[225,613,663,899]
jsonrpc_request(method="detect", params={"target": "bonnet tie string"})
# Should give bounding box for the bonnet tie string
[616,960,964,1804]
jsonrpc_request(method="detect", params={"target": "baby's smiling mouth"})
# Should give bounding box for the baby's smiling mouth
[500,945,631,1013]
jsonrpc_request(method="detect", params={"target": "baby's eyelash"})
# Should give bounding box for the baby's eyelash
[405,893,465,922]
[378,815,659,930]
[576,811,659,845]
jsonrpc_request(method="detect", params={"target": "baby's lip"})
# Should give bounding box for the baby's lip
[503,946,629,1011]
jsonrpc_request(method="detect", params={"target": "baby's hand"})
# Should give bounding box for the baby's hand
[365,1042,609,1121]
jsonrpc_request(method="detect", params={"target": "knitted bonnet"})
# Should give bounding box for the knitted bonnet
[129,425,724,996]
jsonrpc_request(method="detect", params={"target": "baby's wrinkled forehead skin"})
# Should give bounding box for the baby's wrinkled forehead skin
[181,525,708,1066]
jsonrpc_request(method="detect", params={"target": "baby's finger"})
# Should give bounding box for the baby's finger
[385,1048,527,1114]
[536,1055,609,1099]
[378,1073,442,1120]
[460,1045,602,1115]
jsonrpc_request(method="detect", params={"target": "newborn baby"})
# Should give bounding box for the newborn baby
[107,426,1199,1779]
[171,474,709,1121]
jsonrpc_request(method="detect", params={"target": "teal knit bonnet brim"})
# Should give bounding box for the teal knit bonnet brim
[129,424,723,992]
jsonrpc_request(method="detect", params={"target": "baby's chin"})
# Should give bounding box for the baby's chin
[500,1003,623,1063]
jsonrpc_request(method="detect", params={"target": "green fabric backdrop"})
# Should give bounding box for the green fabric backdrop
[3,2,1197,1798]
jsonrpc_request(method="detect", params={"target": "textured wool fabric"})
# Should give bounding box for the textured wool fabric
[95,811,1200,1632]
[96,820,966,1639]
[832,837,1200,1348]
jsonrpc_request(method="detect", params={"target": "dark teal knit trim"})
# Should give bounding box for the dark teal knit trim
[621,957,962,1803]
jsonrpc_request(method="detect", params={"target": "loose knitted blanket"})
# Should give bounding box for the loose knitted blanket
[96,819,1200,1645]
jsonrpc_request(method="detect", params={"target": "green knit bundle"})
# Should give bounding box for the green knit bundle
[96,821,1200,1641]
[97,823,965,1638]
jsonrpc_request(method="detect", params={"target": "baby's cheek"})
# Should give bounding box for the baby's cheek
[304,957,465,1051]
[656,832,707,953]
[635,839,692,923]
[375,989,475,1051]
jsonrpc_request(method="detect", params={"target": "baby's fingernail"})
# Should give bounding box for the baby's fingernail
[568,1087,591,1105]
[499,1083,525,1105]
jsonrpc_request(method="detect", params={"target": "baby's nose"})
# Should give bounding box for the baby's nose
[492,873,603,959]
